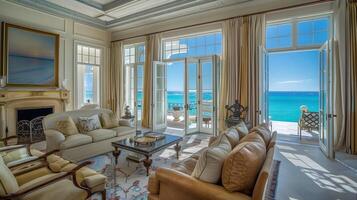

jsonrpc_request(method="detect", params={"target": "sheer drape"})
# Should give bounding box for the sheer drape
[219,14,264,131]
[106,41,124,116]
[142,34,161,128]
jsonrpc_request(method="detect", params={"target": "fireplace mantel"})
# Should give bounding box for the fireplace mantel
[0,88,70,138]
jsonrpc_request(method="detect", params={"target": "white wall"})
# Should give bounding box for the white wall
[0,1,111,110]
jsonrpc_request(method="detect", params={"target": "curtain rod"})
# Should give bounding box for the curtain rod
[111,0,334,42]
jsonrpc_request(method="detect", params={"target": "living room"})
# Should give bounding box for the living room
[0,0,356,200]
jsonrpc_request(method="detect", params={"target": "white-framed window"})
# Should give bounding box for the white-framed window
[76,44,102,108]
[162,32,222,60]
[124,43,145,125]
[266,16,330,51]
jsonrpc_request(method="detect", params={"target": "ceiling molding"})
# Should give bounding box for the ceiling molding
[7,0,106,28]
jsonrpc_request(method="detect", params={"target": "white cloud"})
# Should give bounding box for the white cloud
[277,79,312,84]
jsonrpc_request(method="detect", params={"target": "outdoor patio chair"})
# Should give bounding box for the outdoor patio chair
[297,111,319,140]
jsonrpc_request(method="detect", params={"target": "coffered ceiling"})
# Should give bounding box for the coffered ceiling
[9,0,252,28]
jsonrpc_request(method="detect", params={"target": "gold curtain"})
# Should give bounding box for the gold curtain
[346,0,357,154]
[219,14,264,131]
[142,34,161,128]
[106,41,124,117]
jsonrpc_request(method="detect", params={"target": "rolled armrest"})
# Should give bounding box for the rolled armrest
[268,131,277,150]
[119,119,133,127]
[155,168,251,200]
[45,129,65,152]
[148,174,160,194]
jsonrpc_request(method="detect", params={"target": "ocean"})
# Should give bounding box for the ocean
[126,91,319,123]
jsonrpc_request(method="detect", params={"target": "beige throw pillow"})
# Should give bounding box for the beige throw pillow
[77,115,102,133]
[192,135,232,183]
[100,112,119,129]
[56,116,79,136]
[222,141,266,194]
[221,128,240,148]
[250,123,272,147]
[234,121,249,138]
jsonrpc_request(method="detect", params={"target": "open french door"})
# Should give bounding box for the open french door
[152,61,167,131]
[259,46,269,124]
[185,58,199,134]
[319,41,335,158]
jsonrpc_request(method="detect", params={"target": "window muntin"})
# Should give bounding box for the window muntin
[163,32,222,60]
[297,18,329,46]
[266,23,292,49]
[266,16,330,50]
[76,44,101,107]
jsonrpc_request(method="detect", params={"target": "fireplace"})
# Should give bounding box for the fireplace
[16,107,53,143]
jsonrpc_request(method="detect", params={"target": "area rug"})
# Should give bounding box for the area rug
[87,133,209,200]
[264,160,281,200]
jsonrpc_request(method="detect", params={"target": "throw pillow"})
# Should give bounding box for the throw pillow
[77,115,102,133]
[234,121,249,138]
[192,134,232,183]
[239,132,265,147]
[223,128,240,148]
[100,112,119,129]
[250,123,272,147]
[222,141,266,194]
[56,116,79,136]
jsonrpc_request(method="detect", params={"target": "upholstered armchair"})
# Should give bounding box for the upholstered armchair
[0,144,57,168]
[0,150,107,200]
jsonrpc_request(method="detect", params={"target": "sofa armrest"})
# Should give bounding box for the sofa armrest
[148,174,160,194]
[155,168,251,200]
[268,131,277,150]
[119,119,134,127]
[44,130,65,152]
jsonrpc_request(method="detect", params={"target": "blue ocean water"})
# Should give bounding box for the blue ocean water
[131,91,318,123]
[268,91,319,122]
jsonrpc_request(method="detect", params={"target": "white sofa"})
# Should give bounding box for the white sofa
[42,109,136,162]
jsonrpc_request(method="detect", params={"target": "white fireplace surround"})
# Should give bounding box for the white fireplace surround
[0,88,69,138]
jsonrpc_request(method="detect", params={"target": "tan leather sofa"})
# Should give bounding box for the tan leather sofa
[148,127,277,200]
[43,109,136,162]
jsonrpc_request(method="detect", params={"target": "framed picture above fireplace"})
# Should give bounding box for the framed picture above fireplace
[2,23,59,87]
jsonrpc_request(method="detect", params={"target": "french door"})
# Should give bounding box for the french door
[153,56,218,135]
[152,61,167,130]
[259,46,269,124]
[319,41,335,158]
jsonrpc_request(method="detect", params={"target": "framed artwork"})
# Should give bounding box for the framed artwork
[2,23,59,87]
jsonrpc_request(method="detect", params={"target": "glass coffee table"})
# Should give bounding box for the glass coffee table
[111,133,183,176]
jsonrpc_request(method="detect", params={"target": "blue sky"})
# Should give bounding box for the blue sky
[268,50,319,91]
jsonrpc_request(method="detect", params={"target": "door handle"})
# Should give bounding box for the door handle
[327,114,337,118]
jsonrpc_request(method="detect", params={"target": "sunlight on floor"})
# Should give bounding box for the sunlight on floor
[279,144,357,194]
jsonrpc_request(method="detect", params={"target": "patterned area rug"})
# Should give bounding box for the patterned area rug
[87,134,210,200]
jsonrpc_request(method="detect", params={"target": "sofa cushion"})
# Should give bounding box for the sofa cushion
[111,126,135,137]
[222,141,266,194]
[86,129,116,142]
[250,123,272,147]
[77,115,102,133]
[22,179,87,200]
[234,121,249,138]
[100,112,119,129]
[191,135,231,183]
[56,116,79,136]
[0,156,19,196]
[60,134,93,150]
[253,148,275,200]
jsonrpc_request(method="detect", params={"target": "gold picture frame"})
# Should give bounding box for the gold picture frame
[2,22,59,87]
